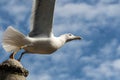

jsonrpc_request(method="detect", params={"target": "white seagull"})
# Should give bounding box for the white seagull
[2,0,81,61]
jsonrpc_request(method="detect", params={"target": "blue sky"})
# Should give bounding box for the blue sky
[0,0,120,80]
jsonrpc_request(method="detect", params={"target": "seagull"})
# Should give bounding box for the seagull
[2,0,82,61]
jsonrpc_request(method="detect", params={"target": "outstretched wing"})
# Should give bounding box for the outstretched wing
[29,0,56,37]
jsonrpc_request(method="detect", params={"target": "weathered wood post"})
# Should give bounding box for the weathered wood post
[0,59,29,80]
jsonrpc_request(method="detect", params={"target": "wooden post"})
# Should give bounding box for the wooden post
[0,59,29,80]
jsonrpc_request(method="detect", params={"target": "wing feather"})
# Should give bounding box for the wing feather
[29,0,56,37]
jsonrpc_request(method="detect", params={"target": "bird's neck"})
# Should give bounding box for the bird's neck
[58,35,67,44]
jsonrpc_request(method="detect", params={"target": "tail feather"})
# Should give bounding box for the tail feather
[2,26,28,52]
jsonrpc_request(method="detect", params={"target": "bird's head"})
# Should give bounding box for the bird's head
[63,33,82,42]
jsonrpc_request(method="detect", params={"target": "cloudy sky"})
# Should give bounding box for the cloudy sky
[0,0,120,80]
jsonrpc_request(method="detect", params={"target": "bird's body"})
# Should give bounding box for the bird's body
[23,36,65,54]
[2,0,81,60]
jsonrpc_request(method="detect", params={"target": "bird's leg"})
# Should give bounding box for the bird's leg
[9,43,32,60]
[9,49,20,59]
[18,51,26,61]
[18,43,32,61]
[9,52,16,59]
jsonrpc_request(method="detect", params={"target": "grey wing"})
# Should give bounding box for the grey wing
[29,0,56,37]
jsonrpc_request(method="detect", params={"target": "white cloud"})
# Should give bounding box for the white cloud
[38,74,52,80]
[0,18,10,26]
[83,59,120,80]
[2,0,32,24]
[0,26,9,62]
[28,73,52,80]
[117,45,120,55]
[55,2,120,19]
[54,1,120,36]
[0,27,3,42]
[100,0,119,4]
[99,39,118,55]
[112,60,120,70]
[80,55,101,64]
[97,39,120,59]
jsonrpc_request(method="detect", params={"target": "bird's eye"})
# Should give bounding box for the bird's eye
[68,33,72,36]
